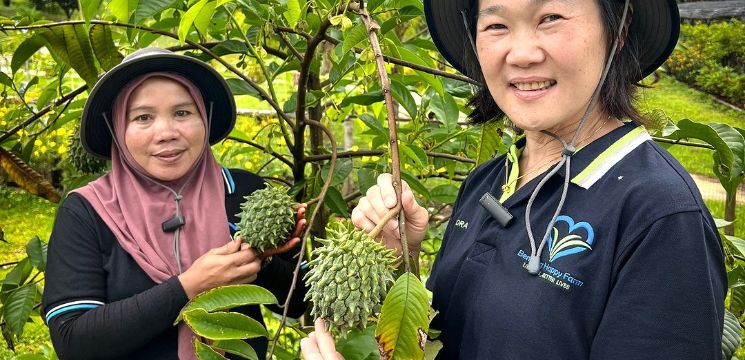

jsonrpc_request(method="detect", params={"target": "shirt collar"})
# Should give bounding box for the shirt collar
[506,122,650,190]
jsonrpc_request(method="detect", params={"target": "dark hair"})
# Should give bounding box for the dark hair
[465,0,648,127]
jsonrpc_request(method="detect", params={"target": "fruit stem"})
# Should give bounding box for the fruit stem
[369,205,401,240]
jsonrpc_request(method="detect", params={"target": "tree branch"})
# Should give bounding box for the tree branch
[0,21,295,130]
[304,149,475,164]
[269,118,338,357]
[652,136,716,150]
[225,136,293,168]
[0,85,88,144]
[275,26,478,85]
[358,6,414,275]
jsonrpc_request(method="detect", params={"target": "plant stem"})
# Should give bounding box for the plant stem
[305,149,475,164]
[225,136,294,168]
[269,118,338,357]
[358,6,414,275]
[369,205,402,239]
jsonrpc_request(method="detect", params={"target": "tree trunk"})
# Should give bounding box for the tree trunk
[725,189,736,236]
[309,72,327,238]
[342,117,354,196]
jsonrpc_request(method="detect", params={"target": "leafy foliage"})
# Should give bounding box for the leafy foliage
[665,20,745,107]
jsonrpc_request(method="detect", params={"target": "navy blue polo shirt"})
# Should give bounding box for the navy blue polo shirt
[427,123,726,359]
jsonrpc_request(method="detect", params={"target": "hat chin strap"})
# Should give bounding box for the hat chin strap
[101,101,215,274]
[461,0,631,275]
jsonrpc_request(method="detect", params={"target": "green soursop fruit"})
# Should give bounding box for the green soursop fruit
[304,223,396,333]
[68,126,107,174]
[236,186,296,252]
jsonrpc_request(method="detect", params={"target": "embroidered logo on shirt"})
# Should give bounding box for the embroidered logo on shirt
[515,215,594,291]
[547,215,595,262]
[454,219,469,230]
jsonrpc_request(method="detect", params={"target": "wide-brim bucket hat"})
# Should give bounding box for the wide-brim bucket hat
[425,0,680,81]
[81,47,236,159]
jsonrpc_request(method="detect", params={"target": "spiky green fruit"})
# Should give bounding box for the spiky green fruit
[68,126,106,174]
[304,222,396,333]
[236,186,296,252]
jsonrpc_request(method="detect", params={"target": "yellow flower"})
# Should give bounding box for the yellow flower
[40,145,48,153]
[351,145,359,152]
[57,145,67,155]
[34,139,42,146]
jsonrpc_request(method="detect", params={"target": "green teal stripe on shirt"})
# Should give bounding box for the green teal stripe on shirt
[572,127,650,189]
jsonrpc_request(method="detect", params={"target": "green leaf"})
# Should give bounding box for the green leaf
[390,79,417,120]
[82,0,103,23]
[4,284,37,339]
[716,218,734,228]
[283,0,302,28]
[731,285,745,317]
[321,158,353,187]
[40,25,100,88]
[669,120,744,188]
[211,40,250,56]
[424,340,443,360]
[176,285,277,323]
[0,72,12,87]
[212,339,258,360]
[11,34,46,74]
[2,258,32,288]
[194,1,218,35]
[354,169,376,199]
[429,92,459,131]
[476,122,500,164]
[726,235,745,257]
[179,0,209,42]
[194,339,229,360]
[336,326,378,360]
[341,90,384,107]
[722,310,742,360]
[183,308,268,340]
[430,184,459,204]
[366,0,385,12]
[90,25,124,71]
[400,172,430,199]
[400,143,425,167]
[342,24,368,55]
[358,113,387,137]
[25,236,47,272]
[135,0,176,22]
[375,273,430,360]
[324,186,349,217]
[226,78,260,97]
[109,0,137,22]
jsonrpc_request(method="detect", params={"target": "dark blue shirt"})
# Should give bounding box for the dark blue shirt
[428,123,726,359]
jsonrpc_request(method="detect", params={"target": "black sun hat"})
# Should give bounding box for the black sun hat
[424,0,680,81]
[81,47,236,159]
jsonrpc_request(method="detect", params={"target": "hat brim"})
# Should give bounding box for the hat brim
[81,52,236,159]
[425,0,679,81]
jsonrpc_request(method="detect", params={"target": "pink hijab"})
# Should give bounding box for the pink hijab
[74,72,230,359]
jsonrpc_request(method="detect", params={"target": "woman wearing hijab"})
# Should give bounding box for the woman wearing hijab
[42,48,307,359]
[303,0,726,359]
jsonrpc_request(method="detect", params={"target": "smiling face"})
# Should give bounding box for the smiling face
[475,0,608,132]
[124,77,206,182]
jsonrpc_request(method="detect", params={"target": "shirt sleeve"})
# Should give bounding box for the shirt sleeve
[589,210,726,360]
[42,194,189,360]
